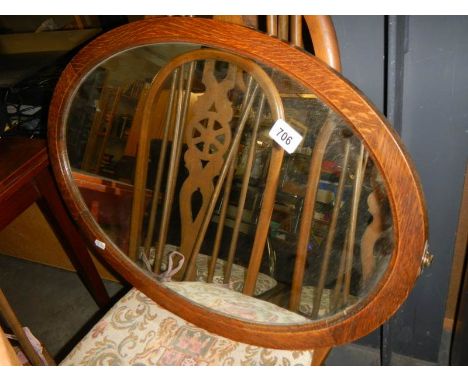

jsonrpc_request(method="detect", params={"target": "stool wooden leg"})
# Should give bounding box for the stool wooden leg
[0,289,48,365]
[33,167,110,308]
[0,325,21,366]
[311,347,332,365]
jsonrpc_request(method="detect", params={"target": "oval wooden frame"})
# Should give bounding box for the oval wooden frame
[48,17,428,350]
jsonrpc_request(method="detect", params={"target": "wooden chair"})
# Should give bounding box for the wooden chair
[45,17,428,366]
[126,49,285,298]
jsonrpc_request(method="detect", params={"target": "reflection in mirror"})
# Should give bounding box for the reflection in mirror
[66,43,394,325]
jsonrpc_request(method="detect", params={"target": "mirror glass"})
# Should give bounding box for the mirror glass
[66,43,394,325]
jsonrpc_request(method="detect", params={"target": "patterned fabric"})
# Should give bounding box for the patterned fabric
[298,286,332,317]
[61,288,314,366]
[164,281,311,324]
[299,286,357,318]
[163,244,277,296]
[194,254,277,296]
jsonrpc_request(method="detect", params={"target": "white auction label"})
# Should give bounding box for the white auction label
[94,239,106,250]
[269,119,303,154]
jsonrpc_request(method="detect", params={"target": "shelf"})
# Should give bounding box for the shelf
[0,29,101,55]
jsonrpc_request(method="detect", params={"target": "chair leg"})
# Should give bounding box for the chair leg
[311,347,332,366]
[0,289,48,365]
[33,167,110,309]
[0,325,21,366]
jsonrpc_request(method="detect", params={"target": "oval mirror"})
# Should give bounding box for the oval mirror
[48,17,427,349]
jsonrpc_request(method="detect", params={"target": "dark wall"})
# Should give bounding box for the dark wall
[332,15,468,363]
[333,16,385,112]
[398,15,468,363]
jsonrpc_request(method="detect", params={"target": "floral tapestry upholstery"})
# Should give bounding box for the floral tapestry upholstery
[164,281,311,324]
[194,254,277,296]
[61,288,314,366]
[299,286,357,318]
[163,244,277,296]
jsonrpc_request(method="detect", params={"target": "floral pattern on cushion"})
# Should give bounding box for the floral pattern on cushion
[61,288,314,366]
[299,286,357,318]
[164,281,311,324]
[195,254,276,296]
[163,244,277,296]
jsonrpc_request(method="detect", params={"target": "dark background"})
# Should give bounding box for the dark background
[333,15,468,364]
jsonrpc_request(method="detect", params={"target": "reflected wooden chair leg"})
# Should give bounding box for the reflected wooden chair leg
[289,115,335,311]
[243,146,285,296]
[331,229,349,311]
[34,167,110,309]
[343,145,368,304]
[311,138,351,318]
[208,163,235,283]
[224,94,266,284]
[143,70,179,256]
[154,62,195,274]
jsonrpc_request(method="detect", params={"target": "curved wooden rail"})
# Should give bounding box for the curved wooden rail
[47,17,427,350]
[304,16,342,72]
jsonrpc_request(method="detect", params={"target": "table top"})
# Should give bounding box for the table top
[0,137,48,201]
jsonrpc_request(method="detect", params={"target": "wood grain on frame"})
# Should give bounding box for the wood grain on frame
[47,17,427,350]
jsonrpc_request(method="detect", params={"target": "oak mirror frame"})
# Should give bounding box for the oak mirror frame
[48,17,427,350]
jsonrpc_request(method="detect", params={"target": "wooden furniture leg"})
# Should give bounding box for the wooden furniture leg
[34,167,110,309]
[0,138,110,309]
[0,325,21,366]
[311,347,332,366]
[0,289,51,365]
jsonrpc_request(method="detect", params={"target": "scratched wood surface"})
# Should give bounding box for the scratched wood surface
[47,17,427,350]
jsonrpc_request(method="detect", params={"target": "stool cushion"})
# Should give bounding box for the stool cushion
[162,245,277,296]
[164,281,310,324]
[61,287,314,366]
[194,254,277,296]
[299,286,357,318]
